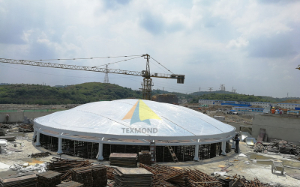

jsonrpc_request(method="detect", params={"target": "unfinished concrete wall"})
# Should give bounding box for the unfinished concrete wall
[0,111,55,123]
[24,111,54,119]
[253,114,300,143]
[152,94,178,104]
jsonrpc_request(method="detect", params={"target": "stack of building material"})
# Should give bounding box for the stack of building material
[72,166,94,187]
[91,164,107,187]
[71,165,107,187]
[0,136,15,141]
[138,151,151,165]
[114,167,152,187]
[47,158,92,174]
[56,181,83,187]
[0,173,37,187]
[109,153,137,167]
[37,170,62,187]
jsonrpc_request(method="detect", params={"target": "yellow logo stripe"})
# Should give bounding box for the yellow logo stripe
[139,100,161,121]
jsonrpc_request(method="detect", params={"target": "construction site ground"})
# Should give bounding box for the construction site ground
[0,132,300,186]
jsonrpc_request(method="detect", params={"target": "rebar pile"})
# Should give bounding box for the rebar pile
[114,167,153,187]
[139,163,221,187]
[0,173,37,187]
[47,158,92,174]
[109,153,137,167]
[56,181,83,187]
[37,171,62,187]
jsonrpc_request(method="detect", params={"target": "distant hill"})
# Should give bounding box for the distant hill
[0,82,142,105]
[0,83,297,105]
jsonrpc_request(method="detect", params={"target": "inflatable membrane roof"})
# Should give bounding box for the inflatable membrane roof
[34,99,235,140]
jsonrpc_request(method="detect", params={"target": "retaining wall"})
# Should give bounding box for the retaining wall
[252,114,300,143]
[0,110,60,123]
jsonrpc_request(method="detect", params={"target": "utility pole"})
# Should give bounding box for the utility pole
[104,64,109,83]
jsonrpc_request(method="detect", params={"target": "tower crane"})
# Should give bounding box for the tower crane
[0,54,185,100]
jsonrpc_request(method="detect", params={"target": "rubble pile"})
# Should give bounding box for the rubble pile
[18,124,34,132]
[228,174,274,187]
[139,163,222,187]
[10,163,46,173]
[254,140,300,155]
[0,124,11,129]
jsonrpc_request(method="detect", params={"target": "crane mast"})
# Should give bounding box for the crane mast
[0,55,185,100]
[142,54,152,100]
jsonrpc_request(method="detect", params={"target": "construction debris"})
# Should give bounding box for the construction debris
[109,153,137,167]
[139,163,221,187]
[0,172,37,187]
[0,124,11,129]
[229,174,274,187]
[18,124,34,132]
[254,139,300,155]
[114,167,153,187]
[9,163,46,173]
[37,170,62,187]
[29,152,51,158]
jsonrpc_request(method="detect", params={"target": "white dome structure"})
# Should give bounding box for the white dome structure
[34,99,235,161]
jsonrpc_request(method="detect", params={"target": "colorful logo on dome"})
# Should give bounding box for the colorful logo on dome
[122,100,161,125]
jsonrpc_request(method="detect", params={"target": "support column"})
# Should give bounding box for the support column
[221,141,227,155]
[193,139,200,161]
[57,137,63,154]
[97,143,104,160]
[35,131,41,146]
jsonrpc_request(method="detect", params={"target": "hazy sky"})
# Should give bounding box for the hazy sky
[0,0,299,98]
